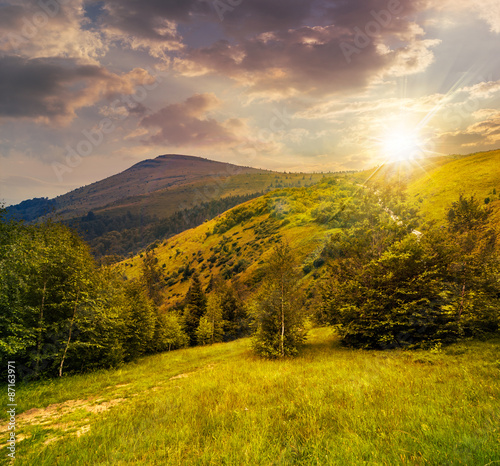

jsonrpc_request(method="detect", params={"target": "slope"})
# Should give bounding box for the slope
[8,328,500,465]
[406,149,500,224]
[6,154,327,258]
[119,175,386,307]
[359,149,500,227]
[7,154,272,221]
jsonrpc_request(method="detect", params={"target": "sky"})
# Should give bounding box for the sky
[1,0,500,205]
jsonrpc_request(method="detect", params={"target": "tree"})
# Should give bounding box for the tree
[252,242,308,358]
[141,250,164,306]
[182,274,207,345]
[152,312,188,352]
[123,280,156,360]
[201,293,225,345]
[0,220,100,379]
[321,197,500,349]
[206,275,248,341]
[447,194,490,233]
[324,233,459,349]
[195,317,213,346]
[446,195,499,337]
[220,284,249,341]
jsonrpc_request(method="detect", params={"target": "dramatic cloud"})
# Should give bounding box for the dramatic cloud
[175,0,437,97]
[95,0,213,57]
[0,56,155,124]
[140,93,244,147]
[1,0,500,204]
[0,0,105,62]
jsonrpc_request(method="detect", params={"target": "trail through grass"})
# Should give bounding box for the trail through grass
[3,328,500,465]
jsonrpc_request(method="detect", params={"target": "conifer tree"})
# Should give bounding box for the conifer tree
[182,274,207,345]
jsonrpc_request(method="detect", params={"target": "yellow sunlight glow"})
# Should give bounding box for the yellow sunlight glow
[381,126,424,162]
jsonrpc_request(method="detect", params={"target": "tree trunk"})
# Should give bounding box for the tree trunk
[280,276,285,358]
[59,295,78,377]
[458,281,466,319]
[35,281,47,375]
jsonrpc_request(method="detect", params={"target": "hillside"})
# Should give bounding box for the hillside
[358,150,500,227]
[5,328,500,465]
[6,154,329,258]
[118,148,500,309]
[405,150,500,224]
[119,175,391,306]
[7,155,270,221]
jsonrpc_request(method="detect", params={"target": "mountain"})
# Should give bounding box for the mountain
[7,154,271,221]
[119,149,500,308]
[6,154,327,258]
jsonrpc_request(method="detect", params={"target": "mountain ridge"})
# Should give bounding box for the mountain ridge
[5,154,276,222]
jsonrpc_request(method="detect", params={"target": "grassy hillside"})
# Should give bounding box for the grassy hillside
[96,171,326,220]
[5,328,499,465]
[406,150,500,224]
[359,150,500,227]
[7,154,330,258]
[8,154,326,222]
[49,155,272,220]
[119,175,364,306]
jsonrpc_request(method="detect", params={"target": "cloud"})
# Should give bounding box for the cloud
[95,0,214,57]
[0,56,155,124]
[174,0,437,97]
[0,0,106,62]
[140,93,244,146]
[438,0,500,33]
[474,0,500,33]
[464,80,500,98]
[436,109,500,153]
[177,29,438,98]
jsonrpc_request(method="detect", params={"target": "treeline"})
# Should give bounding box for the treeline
[0,213,252,382]
[5,197,57,222]
[67,192,265,258]
[1,183,499,382]
[318,193,500,349]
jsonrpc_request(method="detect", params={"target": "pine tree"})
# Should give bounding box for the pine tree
[182,274,207,345]
[202,293,225,344]
[123,280,156,359]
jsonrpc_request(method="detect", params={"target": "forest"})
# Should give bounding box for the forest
[1,177,499,382]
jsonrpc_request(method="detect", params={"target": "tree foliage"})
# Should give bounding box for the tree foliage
[321,193,500,349]
[252,242,308,358]
[0,214,189,381]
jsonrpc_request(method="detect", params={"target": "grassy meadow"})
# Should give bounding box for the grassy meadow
[4,328,499,465]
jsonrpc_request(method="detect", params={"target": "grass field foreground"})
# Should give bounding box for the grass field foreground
[2,328,500,465]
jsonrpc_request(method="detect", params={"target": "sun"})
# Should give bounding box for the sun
[380,126,424,162]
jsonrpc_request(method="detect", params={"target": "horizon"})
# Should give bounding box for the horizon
[3,152,368,207]
[1,1,500,204]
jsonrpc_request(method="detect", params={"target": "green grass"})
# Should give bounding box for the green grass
[6,328,500,465]
[406,150,500,225]
[120,184,340,306]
